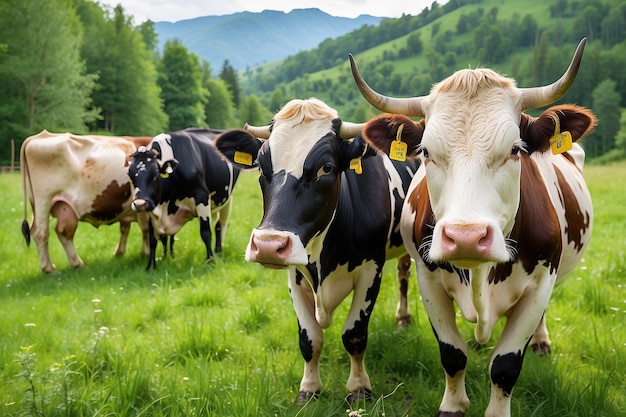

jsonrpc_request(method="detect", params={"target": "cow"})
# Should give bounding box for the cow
[214,98,419,403]
[20,130,152,273]
[128,128,240,270]
[349,38,595,417]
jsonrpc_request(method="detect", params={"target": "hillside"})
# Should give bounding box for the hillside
[154,8,383,70]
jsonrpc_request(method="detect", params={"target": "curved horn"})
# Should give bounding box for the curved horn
[339,121,365,139]
[349,54,426,117]
[244,123,271,139]
[520,38,587,110]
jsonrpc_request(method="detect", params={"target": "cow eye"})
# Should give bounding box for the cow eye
[316,163,334,178]
[511,145,522,156]
[421,147,429,159]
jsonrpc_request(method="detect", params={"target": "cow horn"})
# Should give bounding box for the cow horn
[244,123,271,139]
[520,38,587,110]
[349,54,426,117]
[339,121,365,139]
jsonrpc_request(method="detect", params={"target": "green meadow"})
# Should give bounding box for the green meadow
[0,161,624,416]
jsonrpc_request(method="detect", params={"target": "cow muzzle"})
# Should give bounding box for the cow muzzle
[431,222,510,268]
[246,229,308,268]
[131,198,154,213]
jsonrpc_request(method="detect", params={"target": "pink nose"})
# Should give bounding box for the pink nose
[440,224,493,260]
[248,232,292,267]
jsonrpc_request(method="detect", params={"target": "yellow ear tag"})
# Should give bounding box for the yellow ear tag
[234,151,253,166]
[549,118,572,155]
[350,157,363,174]
[389,123,407,162]
[160,172,169,179]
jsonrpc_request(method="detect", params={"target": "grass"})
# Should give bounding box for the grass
[0,160,625,416]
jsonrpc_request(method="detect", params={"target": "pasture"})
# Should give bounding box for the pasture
[0,161,624,417]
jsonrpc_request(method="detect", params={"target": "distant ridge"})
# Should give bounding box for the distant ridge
[154,8,383,70]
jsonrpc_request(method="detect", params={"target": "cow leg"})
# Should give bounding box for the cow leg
[146,219,158,270]
[396,254,412,326]
[485,271,556,417]
[28,198,56,273]
[51,201,83,269]
[197,203,214,259]
[214,198,233,254]
[115,219,131,256]
[418,265,469,416]
[342,267,382,403]
[136,212,151,256]
[289,268,324,403]
[529,313,551,355]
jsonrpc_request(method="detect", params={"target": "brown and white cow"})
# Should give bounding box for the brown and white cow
[21,130,152,273]
[350,38,595,416]
[215,98,418,403]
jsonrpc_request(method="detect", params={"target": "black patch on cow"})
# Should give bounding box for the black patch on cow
[490,349,526,396]
[298,323,314,362]
[432,325,467,377]
[342,272,382,355]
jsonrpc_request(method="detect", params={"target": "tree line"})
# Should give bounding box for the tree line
[0,0,270,166]
[243,0,626,161]
[2,0,626,165]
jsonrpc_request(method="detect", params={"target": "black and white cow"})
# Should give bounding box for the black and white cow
[215,98,418,403]
[128,128,240,270]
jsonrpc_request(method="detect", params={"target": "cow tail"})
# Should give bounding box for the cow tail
[20,138,31,246]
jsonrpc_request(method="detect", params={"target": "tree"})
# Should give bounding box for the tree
[158,39,208,131]
[77,2,167,134]
[220,60,241,108]
[204,78,237,129]
[614,110,626,157]
[238,95,270,126]
[0,0,97,163]
[589,79,621,158]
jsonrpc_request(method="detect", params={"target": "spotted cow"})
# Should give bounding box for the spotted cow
[20,130,152,273]
[350,39,595,416]
[128,128,240,270]
[214,98,419,403]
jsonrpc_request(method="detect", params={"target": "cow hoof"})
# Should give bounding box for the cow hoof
[295,390,319,404]
[397,314,413,327]
[436,411,465,417]
[531,341,551,356]
[345,388,372,405]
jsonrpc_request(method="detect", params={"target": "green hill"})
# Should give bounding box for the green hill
[241,0,626,143]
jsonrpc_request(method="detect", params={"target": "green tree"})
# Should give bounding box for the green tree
[268,89,285,114]
[77,2,167,134]
[204,78,237,129]
[590,79,621,158]
[238,95,270,126]
[159,39,208,131]
[0,0,97,163]
[220,60,241,108]
[614,110,626,157]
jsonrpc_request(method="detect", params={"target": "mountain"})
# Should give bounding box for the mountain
[154,8,383,70]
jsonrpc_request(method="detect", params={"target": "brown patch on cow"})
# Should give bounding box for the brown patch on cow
[408,179,435,258]
[505,155,562,277]
[90,180,131,221]
[553,164,589,252]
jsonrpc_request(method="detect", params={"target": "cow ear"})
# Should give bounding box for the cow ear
[215,129,263,169]
[159,159,179,178]
[363,113,424,159]
[520,104,597,154]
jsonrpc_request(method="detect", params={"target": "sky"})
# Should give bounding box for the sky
[96,0,441,24]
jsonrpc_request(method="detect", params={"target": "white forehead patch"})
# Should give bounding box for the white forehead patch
[269,118,334,178]
[152,133,175,162]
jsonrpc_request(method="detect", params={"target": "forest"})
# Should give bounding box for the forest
[1,0,625,165]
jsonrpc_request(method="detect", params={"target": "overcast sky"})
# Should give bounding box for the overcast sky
[96,0,441,24]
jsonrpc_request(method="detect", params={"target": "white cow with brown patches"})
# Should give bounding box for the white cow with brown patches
[21,130,152,273]
[350,38,595,417]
